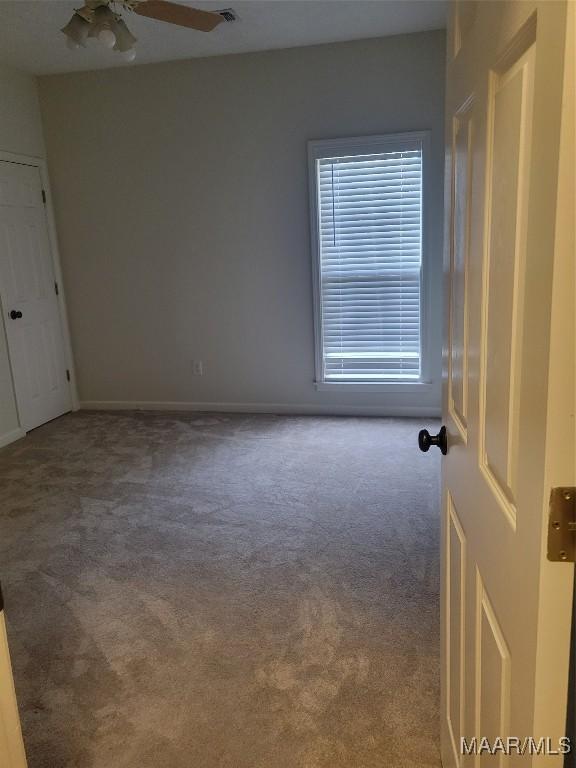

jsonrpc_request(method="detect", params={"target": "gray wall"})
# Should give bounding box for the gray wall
[0,64,46,445]
[0,63,45,158]
[40,31,446,415]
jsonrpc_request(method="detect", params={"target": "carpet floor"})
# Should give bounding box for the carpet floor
[0,411,441,768]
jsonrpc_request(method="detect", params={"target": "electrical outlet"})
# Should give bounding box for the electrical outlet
[192,360,204,376]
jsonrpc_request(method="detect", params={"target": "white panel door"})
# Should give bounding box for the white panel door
[0,161,71,432]
[440,1,574,766]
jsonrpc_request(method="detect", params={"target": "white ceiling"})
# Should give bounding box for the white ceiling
[0,0,447,76]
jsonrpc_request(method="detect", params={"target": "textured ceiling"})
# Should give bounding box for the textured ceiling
[0,0,447,75]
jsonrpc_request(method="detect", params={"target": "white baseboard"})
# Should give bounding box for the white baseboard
[0,428,25,449]
[80,400,441,418]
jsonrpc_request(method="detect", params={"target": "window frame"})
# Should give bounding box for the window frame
[307,131,433,392]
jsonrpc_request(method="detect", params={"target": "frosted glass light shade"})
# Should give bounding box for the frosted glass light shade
[61,13,90,47]
[98,28,117,48]
[112,18,138,52]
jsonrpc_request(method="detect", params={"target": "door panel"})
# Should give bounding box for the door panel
[446,493,467,759]
[480,41,535,519]
[441,2,574,766]
[448,101,473,441]
[0,162,71,432]
[476,572,511,761]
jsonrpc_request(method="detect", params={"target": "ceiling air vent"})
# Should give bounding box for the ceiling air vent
[216,8,238,22]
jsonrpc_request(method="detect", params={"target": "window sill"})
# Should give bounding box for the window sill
[314,380,434,394]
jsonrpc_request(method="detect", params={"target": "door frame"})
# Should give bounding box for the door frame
[0,151,78,427]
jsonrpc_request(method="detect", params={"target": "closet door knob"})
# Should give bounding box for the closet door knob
[9,310,22,320]
[418,426,448,455]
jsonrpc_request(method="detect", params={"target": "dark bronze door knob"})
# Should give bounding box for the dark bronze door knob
[9,310,22,320]
[418,425,448,455]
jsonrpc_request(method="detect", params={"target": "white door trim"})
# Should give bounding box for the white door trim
[0,151,78,416]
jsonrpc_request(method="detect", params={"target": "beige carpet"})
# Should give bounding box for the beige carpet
[0,411,441,768]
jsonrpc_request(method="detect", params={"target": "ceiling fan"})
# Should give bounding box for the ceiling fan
[61,1,227,63]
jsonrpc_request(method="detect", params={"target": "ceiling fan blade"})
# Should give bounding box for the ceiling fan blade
[133,1,224,31]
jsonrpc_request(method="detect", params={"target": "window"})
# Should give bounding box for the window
[308,133,427,386]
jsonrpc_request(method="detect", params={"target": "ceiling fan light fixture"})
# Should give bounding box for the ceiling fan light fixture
[60,0,224,63]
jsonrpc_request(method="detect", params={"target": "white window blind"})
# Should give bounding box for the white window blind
[314,137,423,382]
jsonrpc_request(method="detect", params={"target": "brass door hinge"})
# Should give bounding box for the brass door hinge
[547,488,576,562]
